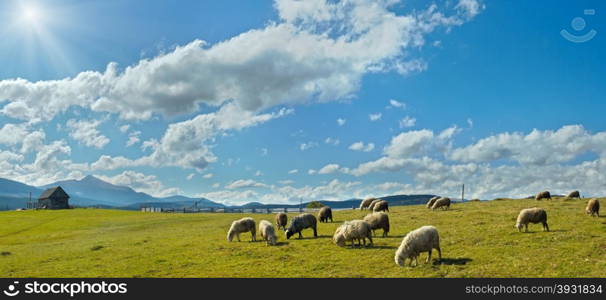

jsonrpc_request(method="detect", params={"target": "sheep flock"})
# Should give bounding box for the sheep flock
[224,190,601,269]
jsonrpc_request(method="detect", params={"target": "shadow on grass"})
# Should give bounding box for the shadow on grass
[434,258,472,265]
[287,234,332,240]
[341,245,397,250]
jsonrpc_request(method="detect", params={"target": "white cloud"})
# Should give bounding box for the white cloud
[337,118,347,126]
[449,125,606,165]
[225,179,268,189]
[349,141,375,152]
[369,113,382,121]
[324,137,340,146]
[126,131,141,147]
[91,103,293,171]
[119,125,130,133]
[186,173,195,180]
[456,0,485,19]
[308,169,317,175]
[202,173,214,179]
[97,170,181,197]
[278,179,295,185]
[0,0,480,122]
[388,99,406,109]
[66,119,110,149]
[300,141,319,151]
[467,118,473,128]
[398,116,416,128]
[318,163,341,174]
[288,169,299,174]
[254,170,263,177]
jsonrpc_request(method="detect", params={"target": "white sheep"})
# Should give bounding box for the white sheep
[368,199,383,211]
[363,212,390,237]
[426,196,440,209]
[259,220,277,245]
[395,225,441,267]
[515,208,549,232]
[333,220,373,248]
[227,217,257,242]
[585,199,600,217]
[359,198,376,210]
[431,197,451,210]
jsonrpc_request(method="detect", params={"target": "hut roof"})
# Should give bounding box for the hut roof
[38,186,70,200]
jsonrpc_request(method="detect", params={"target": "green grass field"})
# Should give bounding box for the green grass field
[1,197,605,278]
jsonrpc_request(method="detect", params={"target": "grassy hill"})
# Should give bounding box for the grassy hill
[0,197,605,278]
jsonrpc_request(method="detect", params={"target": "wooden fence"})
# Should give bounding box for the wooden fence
[140,207,354,214]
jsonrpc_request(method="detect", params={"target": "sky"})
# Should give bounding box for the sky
[1,0,605,205]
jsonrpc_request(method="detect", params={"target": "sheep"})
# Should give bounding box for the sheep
[363,212,390,237]
[373,200,389,212]
[318,206,333,223]
[535,191,552,201]
[586,199,600,217]
[259,220,277,245]
[515,208,549,232]
[368,199,383,211]
[227,217,256,242]
[431,197,451,210]
[275,212,288,231]
[359,198,376,210]
[285,213,318,239]
[333,220,373,248]
[567,190,581,199]
[395,225,441,267]
[426,196,440,209]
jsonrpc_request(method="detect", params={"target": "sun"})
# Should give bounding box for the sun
[21,5,41,24]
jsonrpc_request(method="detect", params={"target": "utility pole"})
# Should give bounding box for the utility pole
[461,184,465,202]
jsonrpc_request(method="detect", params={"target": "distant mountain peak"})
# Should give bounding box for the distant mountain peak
[81,175,103,182]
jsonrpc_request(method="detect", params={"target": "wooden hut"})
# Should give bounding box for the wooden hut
[37,186,70,209]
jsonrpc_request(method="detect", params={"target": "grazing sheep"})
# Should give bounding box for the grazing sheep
[359,198,376,210]
[333,220,373,247]
[586,199,600,217]
[535,191,552,201]
[431,197,451,210]
[227,217,256,242]
[259,220,277,245]
[515,208,549,232]
[426,196,440,209]
[395,225,441,267]
[285,213,318,239]
[363,212,390,237]
[373,200,389,212]
[567,190,581,199]
[318,206,333,223]
[368,199,383,211]
[275,213,288,231]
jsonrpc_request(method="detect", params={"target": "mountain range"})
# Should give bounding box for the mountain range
[0,175,435,211]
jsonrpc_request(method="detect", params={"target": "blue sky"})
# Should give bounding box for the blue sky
[1,0,605,205]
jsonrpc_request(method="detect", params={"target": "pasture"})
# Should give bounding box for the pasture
[0,197,605,278]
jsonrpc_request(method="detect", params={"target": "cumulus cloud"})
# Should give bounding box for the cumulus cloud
[97,170,181,197]
[324,137,340,146]
[66,119,110,149]
[337,118,347,126]
[0,0,481,122]
[349,141,375,152]
[126,131,141,147]
[399,116,416,128]
[300,141,319,151]
[388,99,406,109]
[225,179,268,189]
[288,169,299,174]
[91,103,293,171]
[369,113,382,121]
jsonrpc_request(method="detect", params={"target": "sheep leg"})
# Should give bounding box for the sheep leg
[543,222,549,232]
[313,226,318,237]
[427,250,432,263]
[436,246,442,261]
[525,224,528,232]
[298,232,303,239]
[367,235,373,247]
[237,233,241,242]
